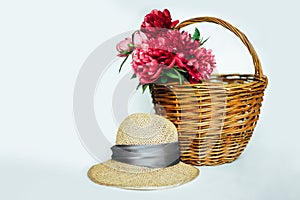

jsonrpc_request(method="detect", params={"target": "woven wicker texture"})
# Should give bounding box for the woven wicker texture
[88,113,199,190]
[151,17,268,166]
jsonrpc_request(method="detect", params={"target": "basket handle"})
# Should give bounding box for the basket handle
[176,16,264,78]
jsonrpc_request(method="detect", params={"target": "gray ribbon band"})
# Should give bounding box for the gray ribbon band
[111,142,180,168]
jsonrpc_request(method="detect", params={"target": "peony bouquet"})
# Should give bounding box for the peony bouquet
[116,9,216,92]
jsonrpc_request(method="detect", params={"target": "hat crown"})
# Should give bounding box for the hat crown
[116,113,178,145]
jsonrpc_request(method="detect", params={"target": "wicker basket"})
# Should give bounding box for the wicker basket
[151,17,268,166]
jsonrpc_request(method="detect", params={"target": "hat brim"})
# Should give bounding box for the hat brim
[88,160,199,190]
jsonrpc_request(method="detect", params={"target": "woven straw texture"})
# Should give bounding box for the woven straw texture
[151,17,268,166]
[88,113,199,190]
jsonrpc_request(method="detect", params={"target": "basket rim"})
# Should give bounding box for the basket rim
[152,73,268,87]
[176,17,265,79]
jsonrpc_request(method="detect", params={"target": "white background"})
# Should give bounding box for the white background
[1,0,300,199]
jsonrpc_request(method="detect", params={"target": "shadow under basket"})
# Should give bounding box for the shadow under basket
[151,17,268,166]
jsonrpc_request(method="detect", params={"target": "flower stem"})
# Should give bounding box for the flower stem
[119,55,129,73]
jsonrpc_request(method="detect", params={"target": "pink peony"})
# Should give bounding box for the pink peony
[160,30,200,61]
[132,29,216,84]
[185,48,216,83]
[116,37,133,57]
[132,48,164,84]
[139,30,200,69]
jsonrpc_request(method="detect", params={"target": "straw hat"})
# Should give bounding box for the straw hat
[88,113,199,190]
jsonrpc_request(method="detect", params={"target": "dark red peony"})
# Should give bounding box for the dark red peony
[141,9,179,37]
[141,9,179,29]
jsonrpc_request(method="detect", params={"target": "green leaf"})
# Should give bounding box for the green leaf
[165,71,178,79]
[161,76,168,83]
[142,84,148,93]
[121,50,131,55]
[173,69,183,84]
[119,55,129,73]
[192,28,200,41]
[128,43,134,48]
[131,73,137,79]
[136,82,142,90]
[163,68,185,84]
[149,83,154,93]
[174,66,187,73]
[200,37,209,46]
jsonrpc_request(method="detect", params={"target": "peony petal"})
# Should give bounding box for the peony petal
[171,20,179,28]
